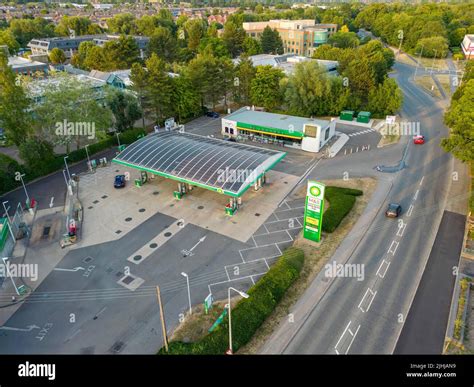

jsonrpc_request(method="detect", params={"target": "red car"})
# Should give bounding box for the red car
[413,135,425,145]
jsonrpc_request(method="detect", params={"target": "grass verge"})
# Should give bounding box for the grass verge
[239,178,376,353]
[159,247,305,355]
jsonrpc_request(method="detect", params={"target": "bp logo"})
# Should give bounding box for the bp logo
[309,186,321,197]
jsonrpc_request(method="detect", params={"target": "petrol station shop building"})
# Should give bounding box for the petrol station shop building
[221,107,336,153]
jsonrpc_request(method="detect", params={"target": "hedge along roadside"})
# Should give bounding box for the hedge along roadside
[159,247,305,355]
[0,128,146,197]
[323,186,363,233]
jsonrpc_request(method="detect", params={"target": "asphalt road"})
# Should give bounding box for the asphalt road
[1,148,119,212]
[266,60,459,354]
[394,211,465,354]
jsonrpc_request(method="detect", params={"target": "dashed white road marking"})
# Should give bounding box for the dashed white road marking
[358,288,377,313]
[345,324,361,354]
[335,321,361,355]
[407,204,414,217]
[387,240,399,255]
[396,222,407,237]
[419,176,424,186]
[413,189,419,201]
[376,260,391,279]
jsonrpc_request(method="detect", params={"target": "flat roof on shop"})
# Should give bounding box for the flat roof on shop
[225,108,331,135]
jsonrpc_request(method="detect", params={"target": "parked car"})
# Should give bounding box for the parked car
[413,135,425,145]
[114,175,126,188]
[385,203,402,218]
[223,136,237,142]
[206,111,220,118]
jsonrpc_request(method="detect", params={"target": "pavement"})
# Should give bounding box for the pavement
[394,210,465,354]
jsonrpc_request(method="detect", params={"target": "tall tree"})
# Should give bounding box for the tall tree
[184,19,207,53]
[49,48,66,65]
[103,35,140,70]
[31,73,113,152]
[250,65,284,110]
[107,91,142,133]
[147,27,177,63]
[234,55,256,105]
[141,54,174,123]
[0,53,31,147]
[222,21,246,58]
[441,79,474,162]
[260,26,283,55]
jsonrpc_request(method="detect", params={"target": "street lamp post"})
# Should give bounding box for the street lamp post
[16,173,29,204]
[181,272,192,315]
[414,44,423,80]
[64,156,71,181]
[2,257,20,296]
[116,131,121,147]
[227,287,249,355]
[62,169,69,187]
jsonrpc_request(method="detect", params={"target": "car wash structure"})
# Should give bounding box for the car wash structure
[221,107,336,153]
[112,131,286,216]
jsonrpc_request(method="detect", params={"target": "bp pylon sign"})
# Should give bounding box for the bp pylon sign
[303,180,325,242]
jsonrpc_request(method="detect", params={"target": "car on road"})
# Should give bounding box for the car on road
[385,203,402,218]
[114,175,126,188]
[205,111,220,118]
[413,135,425,145]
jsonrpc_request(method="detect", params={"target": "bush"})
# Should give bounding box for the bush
[0,128,147,195]
[0,154,26,196]
[322,186,363,233]
[160,247,305,355]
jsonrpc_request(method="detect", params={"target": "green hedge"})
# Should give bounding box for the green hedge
[0,128,146,196]
[322,186,363,233]
[160,247,305,355]
[0,154,27,195]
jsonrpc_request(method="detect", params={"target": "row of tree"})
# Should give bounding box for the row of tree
[442,61,474,162]
[354,3,474,58]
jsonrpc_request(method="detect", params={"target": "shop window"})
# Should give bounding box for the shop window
[324,128,330,141]
[225,127,229,133]
[229,128,234,134]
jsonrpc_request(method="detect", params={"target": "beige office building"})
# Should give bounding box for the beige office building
[242,20,337,57]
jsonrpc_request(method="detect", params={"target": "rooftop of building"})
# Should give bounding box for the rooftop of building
[226,107,331,134]
[8,56,48,69]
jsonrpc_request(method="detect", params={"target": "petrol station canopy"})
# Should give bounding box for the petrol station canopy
[112,131,286,197]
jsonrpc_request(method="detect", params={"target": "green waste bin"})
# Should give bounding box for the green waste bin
[340,110,354,121]
[135,179,142,187]
[174,191,183,200]
[357,111,371,124]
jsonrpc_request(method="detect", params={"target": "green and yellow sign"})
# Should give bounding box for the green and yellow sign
[303,180,325,242]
